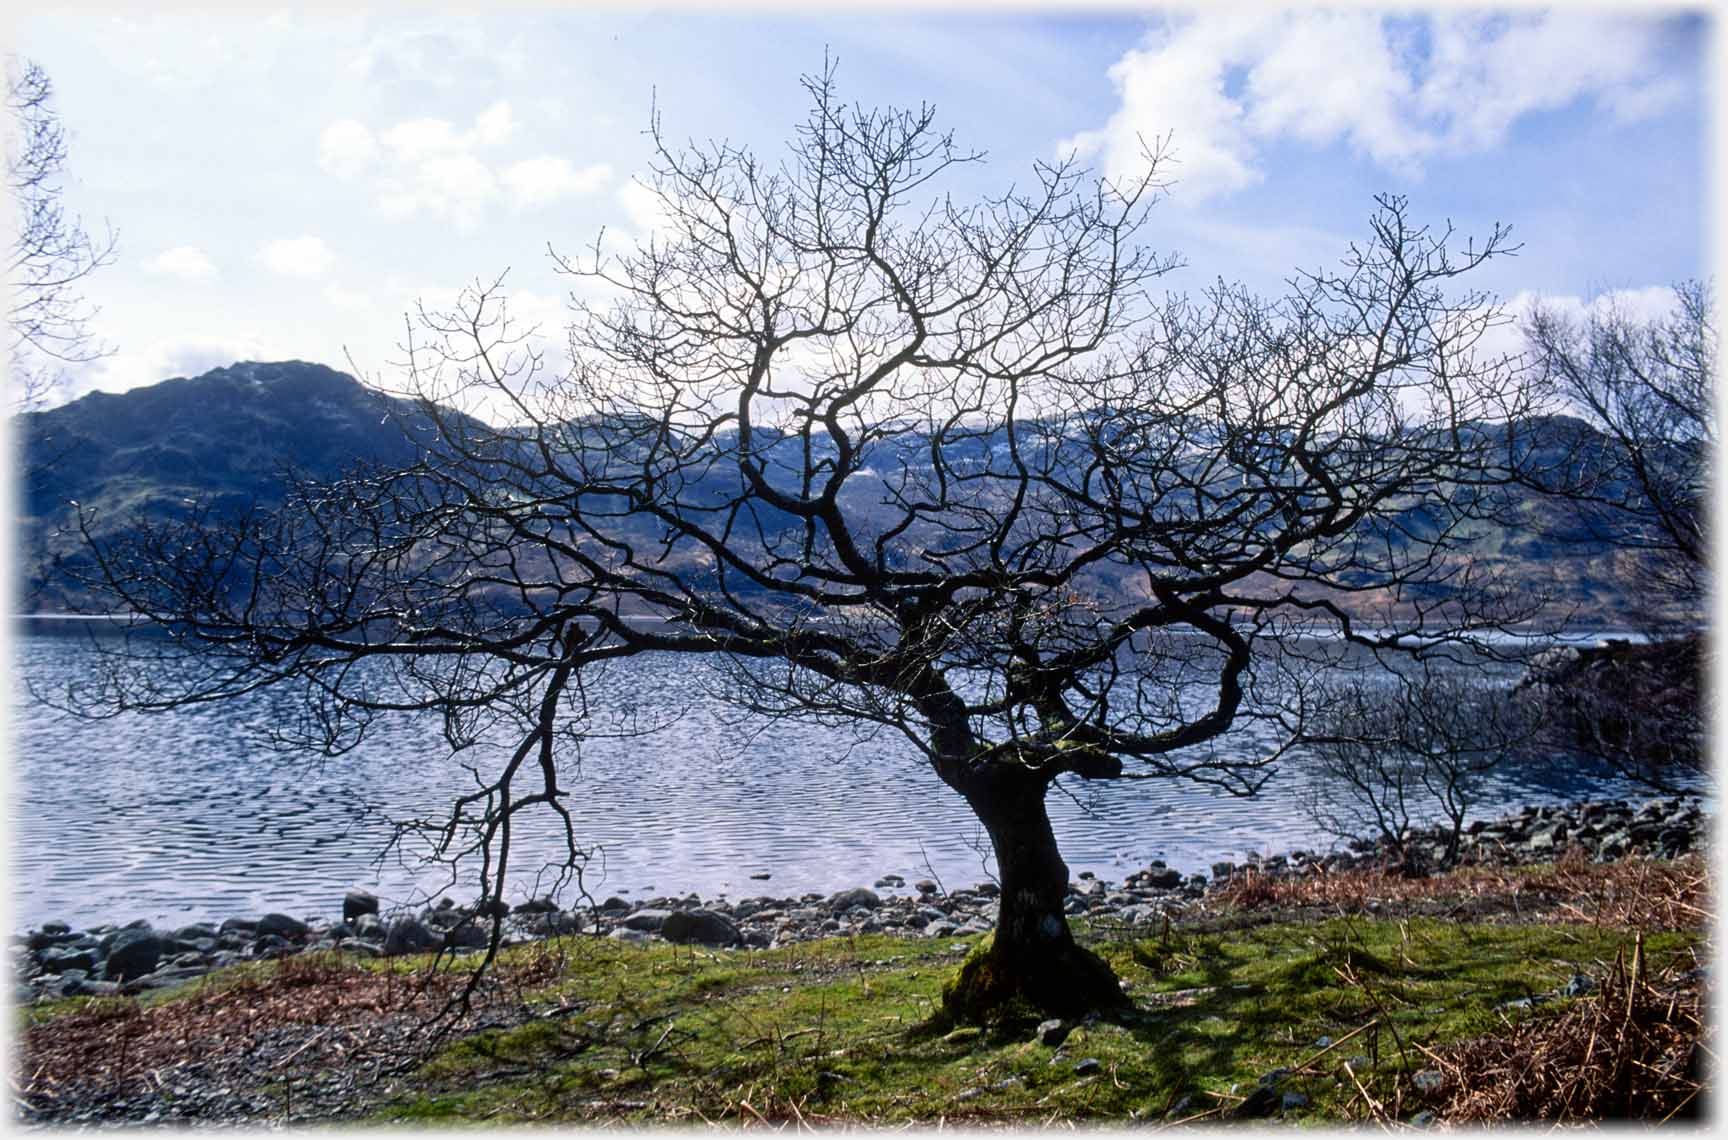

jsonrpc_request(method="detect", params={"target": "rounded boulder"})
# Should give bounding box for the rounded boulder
[660,909,742,947]
[101,928,163,981]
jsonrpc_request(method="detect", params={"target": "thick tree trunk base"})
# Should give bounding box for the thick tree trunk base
[937,931,1128,1027]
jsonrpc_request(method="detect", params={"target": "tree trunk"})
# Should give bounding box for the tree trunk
[939,762,1127,1023]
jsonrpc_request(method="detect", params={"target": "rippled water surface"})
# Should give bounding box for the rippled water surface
[11,629,1660,930]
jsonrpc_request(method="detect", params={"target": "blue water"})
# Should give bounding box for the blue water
[9,628,1671,930]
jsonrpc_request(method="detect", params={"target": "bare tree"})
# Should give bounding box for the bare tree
[66,71,1536,1021]
[1301,667,1538,869]
[1506,284,1710,791]
[7,56,116,411]
[1517,635,1703,796]
[1511,282,1713,627]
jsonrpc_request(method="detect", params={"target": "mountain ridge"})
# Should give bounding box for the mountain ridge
[14,360,1650,624]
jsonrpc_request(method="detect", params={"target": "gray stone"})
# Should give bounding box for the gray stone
[383,918,440,956]
[256,913,308,940]
[514,896,558,914]
[353,913,385,939]
[122,965,211,993]
[39,946,97,974]
[1073,1057,1102,1076]
[1143,868,1183,890]
[343,890,380,922]
[1599,829,1633,858]
[527,910,586,936]
[1036,1018,1072,1047]
[26,928,79,951]
[70,978,121,998]
[608,927,651,945]
[623,908,672,932]
[252,933,293,958]
[828,887,881,911]
[443,921,491,949]
[102,928,162,981]
[915,880,938,895]
[1412,1069,1445,1093]
[661,909,742,946]
[1230,1085,1282,1118]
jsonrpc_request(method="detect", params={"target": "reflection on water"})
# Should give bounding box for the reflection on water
[10,631,1667,930]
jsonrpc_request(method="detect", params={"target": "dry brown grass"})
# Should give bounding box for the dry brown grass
[1215,849,1710,931]
[1426,934,1708,1122]
[18,947,568,1105]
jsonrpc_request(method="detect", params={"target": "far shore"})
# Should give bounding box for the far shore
[14,610,1655,647]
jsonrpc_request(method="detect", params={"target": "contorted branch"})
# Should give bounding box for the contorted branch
[63,70,1537,996]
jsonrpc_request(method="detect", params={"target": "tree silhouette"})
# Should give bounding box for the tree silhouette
[70,70,1536,1020]
[7,57,115,411]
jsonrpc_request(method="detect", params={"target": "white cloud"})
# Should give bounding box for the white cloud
[503,157,612,208]
[326,100,598,229]
[145,245,219,282]
[258,235,336,278]
[1066,11,1684,205]
[1508,283,1684,328]
[473,100,517,147]
[1461,284,1685,368]
[617,179,669,236]
[1242,12,1426,170]
[1061,12,1268,200]
[377,153,499,229]
[77,335,272,396]
[1419,12,1683,150]
[323,281,373,310]
[379,116,468,163]
[318,119,377,179]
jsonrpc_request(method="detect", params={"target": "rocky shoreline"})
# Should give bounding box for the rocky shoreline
[14,794,1708,1006]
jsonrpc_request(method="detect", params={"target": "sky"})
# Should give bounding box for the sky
[10,5,1715,411]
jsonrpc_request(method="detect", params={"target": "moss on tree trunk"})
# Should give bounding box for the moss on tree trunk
[937,763,1128,1024]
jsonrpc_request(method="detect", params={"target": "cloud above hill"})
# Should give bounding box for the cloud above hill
[317,101,612,229]
[1062,11,1687,203]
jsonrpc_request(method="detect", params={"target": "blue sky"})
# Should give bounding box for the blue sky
[13,6,1714,406]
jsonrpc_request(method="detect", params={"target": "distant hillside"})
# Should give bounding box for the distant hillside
[16,361,452,609]
[12,360,1655,626]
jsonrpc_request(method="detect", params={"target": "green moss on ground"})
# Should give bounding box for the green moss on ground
[371,917,1695,1125]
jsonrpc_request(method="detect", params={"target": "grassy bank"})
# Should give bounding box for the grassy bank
[19,854,1708,1126]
